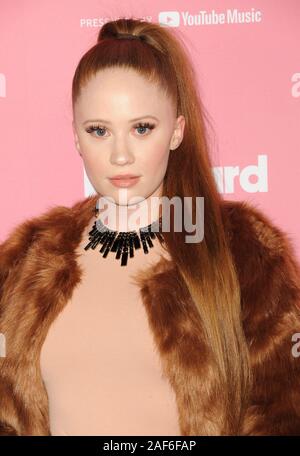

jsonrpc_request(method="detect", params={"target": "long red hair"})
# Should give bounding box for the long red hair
[71,17,252,434]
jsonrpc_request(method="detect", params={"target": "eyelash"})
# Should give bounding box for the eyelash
[85,122,155,137]
[86,122,155,138]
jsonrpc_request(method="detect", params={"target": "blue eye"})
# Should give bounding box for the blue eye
[135,122,155,135]
[85,122,156,138]
[86,125,106,137]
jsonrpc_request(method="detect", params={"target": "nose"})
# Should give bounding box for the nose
[109,138,135,166]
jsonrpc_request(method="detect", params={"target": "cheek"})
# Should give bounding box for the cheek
[78,139,106,169]
[140,145,170,174]
[80,150,109,180]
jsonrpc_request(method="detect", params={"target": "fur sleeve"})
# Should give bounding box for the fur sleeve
[0,218,40,435]
[0,203,72,436]
[223,199,300,435]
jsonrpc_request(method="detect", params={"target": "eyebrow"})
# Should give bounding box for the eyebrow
[82,115,159,125]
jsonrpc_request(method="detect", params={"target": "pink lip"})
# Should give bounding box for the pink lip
[110,174,139,179]
[109,176,140,188]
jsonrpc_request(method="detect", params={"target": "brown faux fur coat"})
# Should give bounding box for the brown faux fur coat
[1,194,300,436]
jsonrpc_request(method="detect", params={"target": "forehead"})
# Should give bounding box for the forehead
[74,68,174,120]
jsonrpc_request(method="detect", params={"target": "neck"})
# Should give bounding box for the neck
[96,194,162,232]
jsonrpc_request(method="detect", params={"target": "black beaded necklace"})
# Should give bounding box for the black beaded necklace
[83,202,164,266]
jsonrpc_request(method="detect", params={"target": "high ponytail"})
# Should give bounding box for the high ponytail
[72,17,252,434]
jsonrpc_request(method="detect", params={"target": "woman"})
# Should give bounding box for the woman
[1,17,300,436]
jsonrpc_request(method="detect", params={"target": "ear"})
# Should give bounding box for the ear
[170,115,185,151]
[72,120,82,156]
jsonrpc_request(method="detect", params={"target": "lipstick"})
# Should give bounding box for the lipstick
[109,175,140,188]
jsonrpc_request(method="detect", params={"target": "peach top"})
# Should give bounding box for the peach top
[40,215,180,436]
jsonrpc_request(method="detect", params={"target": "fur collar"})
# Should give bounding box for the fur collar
[1,194,300,435]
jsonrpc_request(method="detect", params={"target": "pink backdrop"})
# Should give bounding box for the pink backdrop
[1,0,300,256]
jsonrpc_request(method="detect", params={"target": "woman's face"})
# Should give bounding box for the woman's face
[72,67,185,206]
